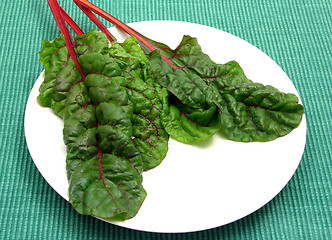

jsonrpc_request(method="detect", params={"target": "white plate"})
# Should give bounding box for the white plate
[24,21,306,233]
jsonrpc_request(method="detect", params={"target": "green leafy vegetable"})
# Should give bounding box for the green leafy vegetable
[160,88,221,143]
[108,37,169,170]
[201,61,304,141]
[39,36,148,219]
[38,29,109,116]
[38,30,166,219]
[62,58,146,219]
[37,0,305,222]
[40,1,148,220]
[39,26,169,169]
[74,0,304,144]
[146,36,304,142]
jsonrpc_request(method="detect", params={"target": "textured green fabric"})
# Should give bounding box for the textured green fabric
[0,0,331,239]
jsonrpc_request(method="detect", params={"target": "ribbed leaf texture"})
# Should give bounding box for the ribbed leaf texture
[148,35,304,142]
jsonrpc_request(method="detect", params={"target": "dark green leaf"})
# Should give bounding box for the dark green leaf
[39,33,169,170]
[63,54,146,220]
[109,37,169,170]
[218,81,304,142]
[38,29,109,116]
[204,61,304,141]
[148,35,304,142]
[160,89,221,143]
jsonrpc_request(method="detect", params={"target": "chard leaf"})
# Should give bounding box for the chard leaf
[63,53,146,220]
[38,31,169,170]
[218,80,304,142]
[63,81,145,220]
[148,35,304,142]
[149,50,222,109]
[109,36,149,62]
[38,34,148,219]
[108,37,169,170]
[148,35,224,109]
[38,29,109,116]
[124,69,169,170]
[160,88,221,143]
[205,61,304,141]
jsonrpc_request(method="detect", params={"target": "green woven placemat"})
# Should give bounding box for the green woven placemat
[0,0,331,239]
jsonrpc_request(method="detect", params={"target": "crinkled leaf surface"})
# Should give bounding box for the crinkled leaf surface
[148,35,224,109]
[206,61,304,141]
[38,33,169,170]
[38,29,109,116]
[108,37,169,170]
[63,53,146,220]
[38,32,149,220]
[147,35,304,142]
[160,88,221,143]
[36,29,305,222]
[149,50,222,110]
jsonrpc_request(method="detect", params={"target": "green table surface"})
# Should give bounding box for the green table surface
[0,0,331,239]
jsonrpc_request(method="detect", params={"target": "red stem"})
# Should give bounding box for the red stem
[73,0,115,42]
[60,7,84,36]
[47,0,85,82]
[74,0,179,69]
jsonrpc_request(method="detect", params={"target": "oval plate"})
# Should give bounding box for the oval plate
[25,21,306,233]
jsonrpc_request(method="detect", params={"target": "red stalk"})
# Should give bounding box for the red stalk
[73,0,116,42]
[47,0,85,82]
[60,7,84,36]
[74,0,179,69]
